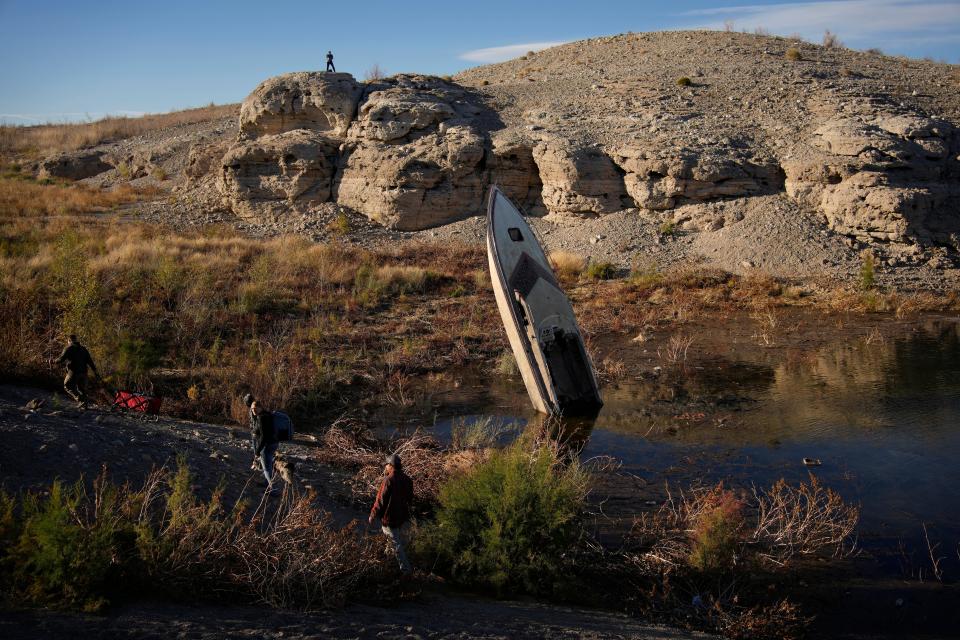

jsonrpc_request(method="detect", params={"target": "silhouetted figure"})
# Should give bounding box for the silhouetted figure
[326,51,336,72]
[56,335,99,408]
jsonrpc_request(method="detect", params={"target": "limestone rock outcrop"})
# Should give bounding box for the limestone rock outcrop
[488,135,544,214]
[38,151,111,180]
[214,58,958,244]
[784,113,960,246]
[611,148,784,211]
[239,72,361,139]
[532,140,627,216]
[186,140,231,184]
[335,75,489,229]
[220,130,339,220]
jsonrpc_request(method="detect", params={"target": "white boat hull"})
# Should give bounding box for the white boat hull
[486,186,603,416]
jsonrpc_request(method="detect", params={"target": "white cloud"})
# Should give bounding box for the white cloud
[459,41,569,63]
[680,0,960,46]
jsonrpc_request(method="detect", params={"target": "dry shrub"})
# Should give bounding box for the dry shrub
[493,350,518,376]
[785,47,802,61]
[549,250,586,281]
[375,265,435,294]
[364,64,385,82]
[0,104,238,157]
[711,598,810,640]
[228,495,382,608]
[3,463,388,612]
[138,463,390,608]
[822,30,843,48]
[751,474,859,565]
[736,270,783,300]
[320,419,448,505]
[630,476,859,573]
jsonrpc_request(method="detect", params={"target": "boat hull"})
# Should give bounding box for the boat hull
[486,187,602,416]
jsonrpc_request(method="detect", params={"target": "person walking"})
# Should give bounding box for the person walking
[55,335,99,408]
[368,453,414,575]
[326,50,336,72]
[243,393,260,471]
[250,400,280,493]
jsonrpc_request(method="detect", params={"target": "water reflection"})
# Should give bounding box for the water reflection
[579,317,960,542]
[425,316,960,546]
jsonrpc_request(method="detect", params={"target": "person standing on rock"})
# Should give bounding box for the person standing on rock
[368,453,414,575]
[55,335,99,408]
[250,400,280,493]
[326,50,336,72]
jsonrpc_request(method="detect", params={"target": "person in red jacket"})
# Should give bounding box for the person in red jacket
[368,453,414,575]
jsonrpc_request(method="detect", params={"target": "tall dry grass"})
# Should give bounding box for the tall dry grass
[0,176,159,217]
[548,250,586,281]
[0,104,238,158]
[0,210,500,426]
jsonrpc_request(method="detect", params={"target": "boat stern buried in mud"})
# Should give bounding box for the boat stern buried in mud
[486,186,603,416]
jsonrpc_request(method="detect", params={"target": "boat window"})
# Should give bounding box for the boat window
[508,228,524,241]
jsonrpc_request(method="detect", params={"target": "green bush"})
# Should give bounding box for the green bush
[13,480,136,611]
[676,76,692,87]
[117,335,164,379]
[417,440,588,596]
[687,490,745,573]
[629,259,662,288]
[585,261,616,280]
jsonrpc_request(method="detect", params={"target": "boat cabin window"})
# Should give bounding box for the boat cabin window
[508,228,524,241]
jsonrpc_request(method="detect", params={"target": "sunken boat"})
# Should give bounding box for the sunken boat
[486,186,603,416]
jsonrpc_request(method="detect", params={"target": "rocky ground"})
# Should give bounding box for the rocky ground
[0,384,712,639]
[23,30,957,292]
[1,597,708,640]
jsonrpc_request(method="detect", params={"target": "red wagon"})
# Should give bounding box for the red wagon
[111,390,162,420]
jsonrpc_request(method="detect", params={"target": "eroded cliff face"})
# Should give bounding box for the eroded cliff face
[783,108,959,249]
[334,76,488,230]
[213,54,959,252]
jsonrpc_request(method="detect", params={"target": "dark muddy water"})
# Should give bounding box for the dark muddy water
[423,314,960,577]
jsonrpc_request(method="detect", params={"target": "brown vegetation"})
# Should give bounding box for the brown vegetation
[0,104,238,158]
[0,202,501,426]
[0,173,159,217]
[0,462,388,612]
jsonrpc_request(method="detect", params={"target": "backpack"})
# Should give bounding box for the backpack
[272,411,294,441]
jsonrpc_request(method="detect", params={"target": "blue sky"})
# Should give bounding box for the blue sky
[1,0,958,125]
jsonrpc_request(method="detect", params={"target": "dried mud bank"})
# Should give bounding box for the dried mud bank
[0,382,715,640]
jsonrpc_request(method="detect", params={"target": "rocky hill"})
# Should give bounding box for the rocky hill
[38,31,960,284]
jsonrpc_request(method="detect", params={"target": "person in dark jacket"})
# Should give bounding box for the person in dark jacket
[56,335,99,407]
[243,393,258,470]
[250,400,279,493]
[368,453,414,574]
[325,51,336,72]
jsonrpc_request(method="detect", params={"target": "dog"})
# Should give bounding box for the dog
[275,453,296,485]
